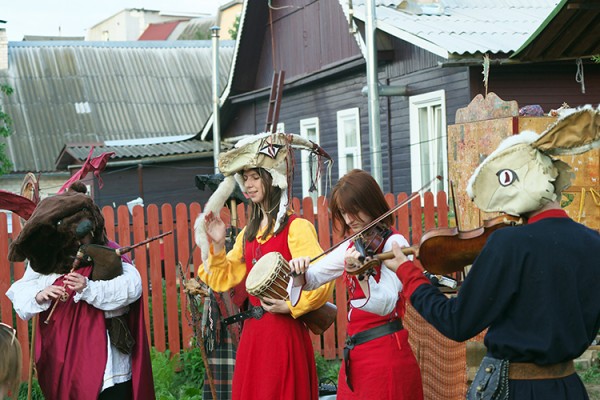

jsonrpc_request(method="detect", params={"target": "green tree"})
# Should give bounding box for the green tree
[592,55,600,64]
[0,83,13,175]
[228,14,240,40]
[194,29,211,40]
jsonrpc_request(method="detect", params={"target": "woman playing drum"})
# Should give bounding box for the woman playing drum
[289,169,424,400]
[195,133,334,400]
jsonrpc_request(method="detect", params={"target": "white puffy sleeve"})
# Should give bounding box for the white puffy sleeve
[5,266,60,321]
[74,262,142,311]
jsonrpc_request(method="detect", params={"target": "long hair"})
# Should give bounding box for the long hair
[0,323,22,399]
[244,168,290,242]
[330,169,393,237]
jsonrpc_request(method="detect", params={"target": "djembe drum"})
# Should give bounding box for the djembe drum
[245,251,338,335]
[246,251,290,300]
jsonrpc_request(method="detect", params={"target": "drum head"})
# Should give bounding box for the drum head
[246,251,288,295]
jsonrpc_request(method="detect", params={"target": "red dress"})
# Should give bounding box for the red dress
[232,215,319,400]
[336,241,424,400]
[36,265,155,400]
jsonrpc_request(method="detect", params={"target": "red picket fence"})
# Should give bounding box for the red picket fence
[1,191,467,397]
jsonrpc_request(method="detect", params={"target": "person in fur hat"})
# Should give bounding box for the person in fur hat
[380,106,600,399]
[5,181,155,400]
[194,133,334,400]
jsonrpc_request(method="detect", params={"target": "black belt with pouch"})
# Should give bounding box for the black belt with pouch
[467,356,509,400]
[222,305,265,325]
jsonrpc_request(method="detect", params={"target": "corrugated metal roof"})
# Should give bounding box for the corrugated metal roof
[55,139,217,169]
[345,0,560,57]
[0,40,235,172]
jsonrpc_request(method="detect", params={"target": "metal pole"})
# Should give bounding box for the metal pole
[211,26,221,173]
[365,0,382,186]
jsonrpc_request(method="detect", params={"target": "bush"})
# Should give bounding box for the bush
[315,352,341,385]
[151,347,204,400]
[580,364,600,385]
[17,379,44,400]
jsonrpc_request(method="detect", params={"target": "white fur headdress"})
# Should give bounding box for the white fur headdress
[467,105,600,216]
[195,132,332,272]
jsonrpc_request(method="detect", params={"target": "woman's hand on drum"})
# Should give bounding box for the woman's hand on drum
[260,297,291,314]
[204,211,226,252]
[288,256,311,275]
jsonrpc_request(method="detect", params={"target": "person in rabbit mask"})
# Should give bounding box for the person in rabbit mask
[379,106,600,400]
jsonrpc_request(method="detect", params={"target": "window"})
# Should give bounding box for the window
[300,118,321,205]
[336,108,362,177]
[409,90,448,195]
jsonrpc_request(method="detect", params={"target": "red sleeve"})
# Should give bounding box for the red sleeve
[396,260,431,299]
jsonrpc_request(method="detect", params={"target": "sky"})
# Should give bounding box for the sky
[2,0,231,41]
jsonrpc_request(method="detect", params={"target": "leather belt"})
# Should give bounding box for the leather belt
[222,305,264,326]
[509,360,575,380]
[343,319,403,391]
[344,319,403,349]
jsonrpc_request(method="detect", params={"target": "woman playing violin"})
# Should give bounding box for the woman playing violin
[290,169,423,400]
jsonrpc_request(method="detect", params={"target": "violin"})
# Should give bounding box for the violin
[346,214,524,276]
[349,224,394,279]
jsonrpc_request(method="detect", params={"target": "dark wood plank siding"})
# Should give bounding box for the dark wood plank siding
[386,38,443,76]
[93,158,215,209]
[227,68,370,197]
[468,62,600,112]
[384,63,471,194]
[374,39,470,193]
[226,102,259,135]
[254,0,361,89]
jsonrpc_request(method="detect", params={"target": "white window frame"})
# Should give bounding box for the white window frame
[300,117,321,206]
[409,90,448,197]
[336,108,362,177]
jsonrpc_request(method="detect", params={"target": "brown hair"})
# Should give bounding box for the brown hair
[0,323,22,399]
[244,168,290,242]
[330,169,393,237]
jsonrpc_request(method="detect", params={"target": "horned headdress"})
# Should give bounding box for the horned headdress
[195,132,332,272]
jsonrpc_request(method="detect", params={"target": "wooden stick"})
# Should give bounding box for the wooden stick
[115,231,172,256]
[27,315,37,400]
[177,261,217,400]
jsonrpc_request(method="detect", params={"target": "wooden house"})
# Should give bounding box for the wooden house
[208,0,600,202]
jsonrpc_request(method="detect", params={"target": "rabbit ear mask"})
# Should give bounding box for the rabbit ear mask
[467,105,600,216]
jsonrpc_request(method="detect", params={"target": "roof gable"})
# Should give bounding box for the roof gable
[512,0,600,61]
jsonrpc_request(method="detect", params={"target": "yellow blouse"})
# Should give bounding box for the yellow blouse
[197,217,334,318]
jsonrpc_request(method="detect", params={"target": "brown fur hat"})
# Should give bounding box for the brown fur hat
[8,181,108,274]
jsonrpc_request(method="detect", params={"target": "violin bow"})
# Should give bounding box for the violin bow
[450,180,461,231]
[310,175,443,263]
